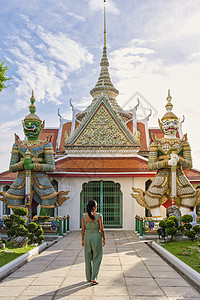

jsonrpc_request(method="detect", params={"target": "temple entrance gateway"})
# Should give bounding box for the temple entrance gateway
[80,180,123,228]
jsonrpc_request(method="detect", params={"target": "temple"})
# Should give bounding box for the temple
[1,1,200,230]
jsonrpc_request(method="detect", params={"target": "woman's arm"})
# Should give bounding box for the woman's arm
[99,216,105,246]
[81,217,85,247]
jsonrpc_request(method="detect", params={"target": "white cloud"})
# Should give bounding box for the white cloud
[76,96,91,108]
[88,0,120,15]
[67,12,85,22]
[4,17,94,109]
[0,118,23,131]
[36,26,93,71]
[0,124,24,172]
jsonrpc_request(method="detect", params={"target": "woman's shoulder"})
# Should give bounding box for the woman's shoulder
[96,213,102,219]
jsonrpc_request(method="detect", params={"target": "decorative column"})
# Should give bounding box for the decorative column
[67,215,70,233]
[139,217,143,238]
[63,216,66,235]
[58,216,62,236]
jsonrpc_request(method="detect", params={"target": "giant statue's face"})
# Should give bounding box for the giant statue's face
[161,118,179,136]
[23,120,41,140]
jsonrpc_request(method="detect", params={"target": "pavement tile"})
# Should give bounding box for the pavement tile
[44,265,71,272]
[62,278,88,286]
[17,296,54,300]
[122,263,145,270]
[19,264,48,272]
[30,276,65,286]
[147,265,174,272]
[130,297,168,300]
[124,269,151,278]
[167,298,200,300]
[49,260,72,266]
[70,263,84,269]
[54,296,91,300]
[126,277,158,286]
[161,286,200,297]
[0,277,35,286]
[9,270,40,278]
[20,285,59,296]
[93,297,129,300]
[155,278,190,287]
[43,268,70,277]
[93,285,128,296]
[127,285,165,296]
[52,256,75,261]
[150,271,182,279]
[98,270,124,279]
[0,286,25,297]
[56,282,92,296]
[0,297,15,300]
[99,265,122,271]
[142,258,169,266]
[97,277,126,286]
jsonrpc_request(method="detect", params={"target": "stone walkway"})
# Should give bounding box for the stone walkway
[0,231,199,300]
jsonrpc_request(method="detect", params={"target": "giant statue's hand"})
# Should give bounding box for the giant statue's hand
[168,153,179,167]
[22,157,34,170]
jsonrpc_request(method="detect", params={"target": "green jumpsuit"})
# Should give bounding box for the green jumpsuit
[83,213,103,281]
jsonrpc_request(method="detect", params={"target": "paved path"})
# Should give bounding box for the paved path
[0,231,199,300]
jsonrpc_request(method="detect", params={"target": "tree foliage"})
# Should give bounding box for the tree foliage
[27,222,44,245]
[0,60,11,92]
[4,208,44,245]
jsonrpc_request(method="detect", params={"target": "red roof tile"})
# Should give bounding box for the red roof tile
[54,156,151,173]
[39,129,59,152]
[137,122,148,151]
[149,128,179,142]
[0,170,17,183]
[60,122,72,151]
[126,120,133,133]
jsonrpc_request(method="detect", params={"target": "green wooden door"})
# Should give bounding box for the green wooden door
[80,180,123,228]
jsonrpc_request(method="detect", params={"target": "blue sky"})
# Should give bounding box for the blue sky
[0,0,200,172]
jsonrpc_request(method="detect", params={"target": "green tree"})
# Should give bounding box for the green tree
[0,60,11,92]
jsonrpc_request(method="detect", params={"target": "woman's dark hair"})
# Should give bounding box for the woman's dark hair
[190,207,194,211]
[86,200,97,220]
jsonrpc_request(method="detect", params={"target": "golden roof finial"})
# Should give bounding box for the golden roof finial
[23,91,42,123]
[161,90,178,121]
[104,0,106,48]
[167,89,172,101]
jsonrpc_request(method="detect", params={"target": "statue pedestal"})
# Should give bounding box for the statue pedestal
[150,207,163,220]
[174,231,183,241]
[167,205,182,226]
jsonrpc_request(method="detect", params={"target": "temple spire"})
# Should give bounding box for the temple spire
[90,0,119,99]
[104,0,106,48]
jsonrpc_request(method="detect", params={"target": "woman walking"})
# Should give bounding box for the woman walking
[81,200,105,285]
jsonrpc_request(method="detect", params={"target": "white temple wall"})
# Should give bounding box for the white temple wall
[50,176,146,231]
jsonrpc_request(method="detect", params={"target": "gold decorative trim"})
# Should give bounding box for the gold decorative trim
[40,191,58,200]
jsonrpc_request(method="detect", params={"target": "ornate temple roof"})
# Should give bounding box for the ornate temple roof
[65,94,140,155]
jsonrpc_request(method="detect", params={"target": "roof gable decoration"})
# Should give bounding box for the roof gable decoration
[66,94,140,151]
[57,108,71,150]
[125,98,139,133]
[137,109,152,149]
[69,99,82,136]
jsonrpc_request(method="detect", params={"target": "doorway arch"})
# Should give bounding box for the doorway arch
[80,180,123,228]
